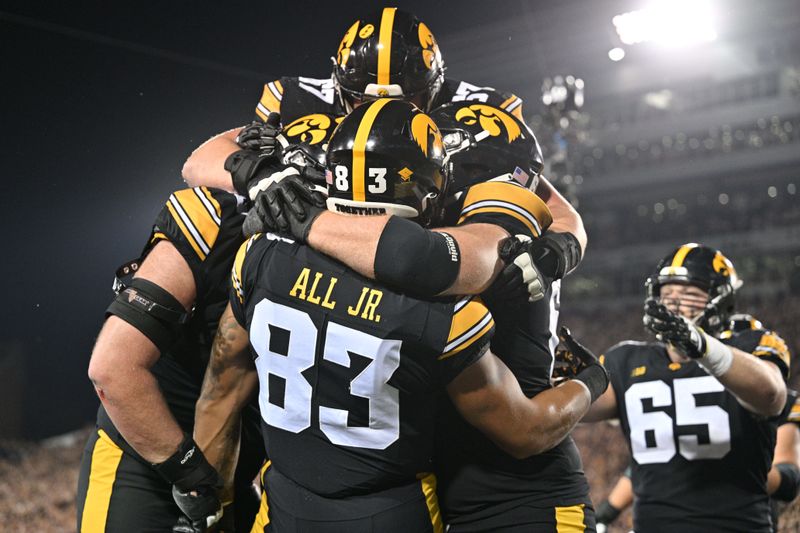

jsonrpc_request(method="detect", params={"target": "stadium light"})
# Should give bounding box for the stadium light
[612,0,717,47]
[608,47,626,61]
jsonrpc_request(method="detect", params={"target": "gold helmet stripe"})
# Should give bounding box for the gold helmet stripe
[352,99,393,201]
[377,7,397,86]
[670,243,699,269]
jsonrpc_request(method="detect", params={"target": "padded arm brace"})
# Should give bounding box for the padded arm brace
[106,278,189,352]
[374,216,461,296]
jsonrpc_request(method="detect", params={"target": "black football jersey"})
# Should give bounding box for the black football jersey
[603,327,791,533]
[229,232,493,498]
[436,179,591,524]
[99,187,251,440]
[253,76,523,124]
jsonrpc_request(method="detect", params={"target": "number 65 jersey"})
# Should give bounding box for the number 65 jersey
[603,328,790,533]
[229,232,493,498]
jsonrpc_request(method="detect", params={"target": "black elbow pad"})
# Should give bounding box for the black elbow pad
[106,278,189,352]
[374,216,460,296]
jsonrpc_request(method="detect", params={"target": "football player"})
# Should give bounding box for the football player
[183,101,608,532]
[585,244,791,533]
[77,184,265,532]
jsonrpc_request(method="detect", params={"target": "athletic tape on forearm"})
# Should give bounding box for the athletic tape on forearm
[698,333,734,377]
[374,216,460,296]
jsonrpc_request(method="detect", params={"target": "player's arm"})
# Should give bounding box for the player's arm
[768,423,800,500]
[535,176,587,254]
[447,351,599,459]
[307,212,507,295]
[596,468,633,530]
[87,241,193,463]
[582,382,619,422]
[714,349,786,416]
[194,303,258,495]
[182,128,243,189]
[645,300,787,417]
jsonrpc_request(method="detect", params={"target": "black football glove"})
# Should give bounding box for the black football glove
[643,298,707,359]
[557,326,609,402]
[595,499,622,526]
[243,175,327,240]
[151,435,223,533]
[482,235,534,307]
[236,112,282,153]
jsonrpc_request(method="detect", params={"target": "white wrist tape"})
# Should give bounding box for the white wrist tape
[698,334,734,377]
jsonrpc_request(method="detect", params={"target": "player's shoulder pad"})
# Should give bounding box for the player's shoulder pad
[231,233,264,304]
[458,177,552,237]
[155,186,244,263]
[256,77,291,121]
[786,393,800,425]
[731,327,791,375]
[439,296,494,360]
[443,78,524,120]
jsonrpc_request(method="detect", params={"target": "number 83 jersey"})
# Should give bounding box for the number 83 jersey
[229,232,493,498]
[603,331,790,533]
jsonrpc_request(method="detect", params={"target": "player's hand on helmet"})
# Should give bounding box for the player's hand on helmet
[556,326,609,402]
[243,175,327,240]
[236,112,283,153]
[643,297,706,359]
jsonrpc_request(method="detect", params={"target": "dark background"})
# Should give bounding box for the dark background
[2,0,799,439]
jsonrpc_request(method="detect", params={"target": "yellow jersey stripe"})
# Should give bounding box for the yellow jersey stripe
[166,200,206,260]
[199,187,222,220]
[447,299,490,344]
[460,204,541,236]
[252,461,272,529]
[419,473,444,533]
[274,80,284,95]
[80,429,123,533]
[555,503,586,532]
[377,7,397,85]
[670,243,698,268]
[231,235,258,304]
[459,181,553,232]
[257,82,282,118]
[352,99,392,201]
[440,316,494,359]
[170,189,221,255]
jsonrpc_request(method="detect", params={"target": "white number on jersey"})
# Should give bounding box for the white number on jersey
[450,81,496,103]
[625,376,731,464]
[298,76,335,104]
[250,297,402,450]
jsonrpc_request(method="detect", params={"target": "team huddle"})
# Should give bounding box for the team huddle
[76,7,797,533]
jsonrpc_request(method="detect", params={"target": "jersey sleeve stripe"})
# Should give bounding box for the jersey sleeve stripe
[197,187,222,222]
[754,332,791,366]
[169,189,222,256]
[440,314,494,359]
[166,200,207,260]
[458,181,552,234]
[459,201,543,236]
[231,235,259,304]
[256,81,283,118]
[789,401,800,422]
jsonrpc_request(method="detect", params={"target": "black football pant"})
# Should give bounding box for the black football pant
[76,427,262,532]
[445,502,596,533]
[250,462,443,533]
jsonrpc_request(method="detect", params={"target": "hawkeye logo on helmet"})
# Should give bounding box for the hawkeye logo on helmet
[285,114,340,145]
[337,20,360,67]
[712,251,736,278]
[455,104,522,143]
[418,22,439,70]
[410,113,444,157]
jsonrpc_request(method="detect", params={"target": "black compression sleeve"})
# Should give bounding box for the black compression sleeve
[774,462,800,502]
[374,216,460,296]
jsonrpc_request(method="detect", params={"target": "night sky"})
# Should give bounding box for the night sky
[1,1,536,438]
